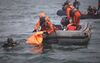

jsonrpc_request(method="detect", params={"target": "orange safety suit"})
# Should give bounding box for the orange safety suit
[34,20,54,34]
[66,5,81,25]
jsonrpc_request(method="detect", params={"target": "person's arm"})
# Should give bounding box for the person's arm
[34,21,40,31]
[66,7,71,20]
[47,22,54,34]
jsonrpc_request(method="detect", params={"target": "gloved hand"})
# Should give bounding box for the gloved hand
[43,32,49,36]
[32,30,36,32]
[43,31,49,38]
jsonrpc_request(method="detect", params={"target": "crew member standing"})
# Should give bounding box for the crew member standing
[65,4,81,26]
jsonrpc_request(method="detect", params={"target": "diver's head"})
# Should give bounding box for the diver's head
[7,38,13,43]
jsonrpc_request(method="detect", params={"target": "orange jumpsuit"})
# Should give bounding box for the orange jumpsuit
[34,20,54,34]
[66,5,81,25]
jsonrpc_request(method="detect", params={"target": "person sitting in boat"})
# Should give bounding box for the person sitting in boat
[2,38,17,49]
[87,6,97,16]
[60,16,70,30]
[64,3,81,27]
[66,23,77,31]
[97,8,100,15]
[87,5,94,15]
[73,0,80,10]
[92,6,97,15]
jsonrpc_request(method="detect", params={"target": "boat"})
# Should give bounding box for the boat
[57,9,100,19]
[46,22,91,45]
[81,14,100,19]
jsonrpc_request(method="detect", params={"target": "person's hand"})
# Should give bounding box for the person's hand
[44,31,49,35]
[43,32,49,38]
[33,30,36,32]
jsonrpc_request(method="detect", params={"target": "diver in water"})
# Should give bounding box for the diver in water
[2,38,17,49]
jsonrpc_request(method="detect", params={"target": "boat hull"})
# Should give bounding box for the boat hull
[46,23,91,45]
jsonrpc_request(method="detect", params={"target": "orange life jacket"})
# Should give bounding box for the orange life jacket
[34,20,54,34]
[66,5,78,17]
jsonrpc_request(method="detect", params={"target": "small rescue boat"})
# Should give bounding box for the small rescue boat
[46,22,91,45]
[57,9,100,19]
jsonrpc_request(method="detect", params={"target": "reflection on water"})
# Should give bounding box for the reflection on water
[31,46,43,54]
[1,38,87,55]
[30,41,88,54]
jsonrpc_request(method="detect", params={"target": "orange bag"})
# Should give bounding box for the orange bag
[67,24,77,31]
[26,31,44,46]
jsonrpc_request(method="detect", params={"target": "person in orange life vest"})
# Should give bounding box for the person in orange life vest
[27,12,55,49]
[33,11,54,35]
[65,4,81,26]
[67,23,77,31]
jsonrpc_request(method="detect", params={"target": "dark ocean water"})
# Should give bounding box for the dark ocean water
[0,0,100,63]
